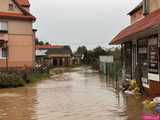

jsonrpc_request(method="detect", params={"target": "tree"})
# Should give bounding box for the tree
[76,46,87,55]
[93,46,107,57]
[38,41,44,45]
[45,42,49,45]
[76,46,88,64]
[75,46,122,70]
[35,39,50,45]
[35,38,39,45]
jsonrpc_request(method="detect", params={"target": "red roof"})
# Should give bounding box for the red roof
[110,9,160,45]
[16,0,30,7]
[36,45,64,49]
[0,0,36,21]
[0,12,36,21]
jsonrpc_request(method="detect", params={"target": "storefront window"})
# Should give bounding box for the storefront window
[124,42,132,78]
[138,39,148,83]
[148,36,158,74]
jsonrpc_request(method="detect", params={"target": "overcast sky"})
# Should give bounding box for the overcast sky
[30,0,140,51]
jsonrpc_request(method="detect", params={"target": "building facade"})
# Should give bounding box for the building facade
[36,45,72,67]
[0,0,36,69]
[110,0,160,96]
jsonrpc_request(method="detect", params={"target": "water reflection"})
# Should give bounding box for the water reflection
[0,87,37,120]
[0,67,143,120]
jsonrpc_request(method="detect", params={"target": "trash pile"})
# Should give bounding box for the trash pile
[143,97,160,113]
[123,80,141,95]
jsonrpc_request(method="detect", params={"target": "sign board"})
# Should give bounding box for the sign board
[36,50,47,56]
[99,56,114,63]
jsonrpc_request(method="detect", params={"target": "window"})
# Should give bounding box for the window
[2,48,7,58]
[0,22,8,32]
[138,39,148,78]
[0,48,8,59]
[148,37,158,74]
[9,3,14,11]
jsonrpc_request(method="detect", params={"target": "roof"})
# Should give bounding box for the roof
[128,1,143,15]
[36,45,64,49]
[110,9,160,45]
[0,12,35,21]
[36,45,72,56]
[16,0,30,7]
[0,0,36,21]
[47,46,72,55]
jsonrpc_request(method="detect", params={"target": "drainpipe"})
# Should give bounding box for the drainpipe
[4,41,8,71]
[143,0,149,15]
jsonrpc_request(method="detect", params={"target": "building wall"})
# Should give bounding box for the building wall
[0,0,35,68]
[7,20,34,67]
[23,7,30,12]
[51,57,71,67]
[130,0,160,24]
[149,0,160,13]
[130,9,144,24]
[0,0,22,13]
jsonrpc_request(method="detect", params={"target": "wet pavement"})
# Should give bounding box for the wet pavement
[0,67,143,120]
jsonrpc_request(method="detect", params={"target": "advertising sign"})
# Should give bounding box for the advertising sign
[99,56,114,63]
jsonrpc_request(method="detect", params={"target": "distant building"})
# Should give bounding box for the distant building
[110,0,160,96]
[72,53,82,65]
[36,45,72,67]
[0,0,36,68]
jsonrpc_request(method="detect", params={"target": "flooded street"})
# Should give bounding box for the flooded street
[0,67,143,120]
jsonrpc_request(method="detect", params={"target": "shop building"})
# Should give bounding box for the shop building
[110,0,160,96]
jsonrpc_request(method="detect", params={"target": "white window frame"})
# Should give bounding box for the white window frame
[0,48,7,59]
[0,21,8,31]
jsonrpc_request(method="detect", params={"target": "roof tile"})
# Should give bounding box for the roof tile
[36,45,64,49]
[0,12,36,21]
[16,0,30,7]
[110,9,160,44]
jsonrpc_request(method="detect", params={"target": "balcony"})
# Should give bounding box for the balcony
[0,29,8,33]
[0,33,8,42]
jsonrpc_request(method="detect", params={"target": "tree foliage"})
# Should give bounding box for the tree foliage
[76,46,87,55]
[76,46,121,69]
[35,39,50,45]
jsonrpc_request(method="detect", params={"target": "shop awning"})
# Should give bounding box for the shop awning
[110,9,160,45]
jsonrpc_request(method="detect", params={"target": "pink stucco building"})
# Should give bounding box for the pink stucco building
[0,0,36,69]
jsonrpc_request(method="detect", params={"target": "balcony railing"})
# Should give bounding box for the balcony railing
[0,33,8,42]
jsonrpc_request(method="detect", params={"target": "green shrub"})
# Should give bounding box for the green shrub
[0,66,51,88]
[26,72,50,83]
[0,73,26,88]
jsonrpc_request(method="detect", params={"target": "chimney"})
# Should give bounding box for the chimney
[143,0,149,15]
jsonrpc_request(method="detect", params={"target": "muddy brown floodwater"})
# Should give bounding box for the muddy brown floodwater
[0,67,143,120]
